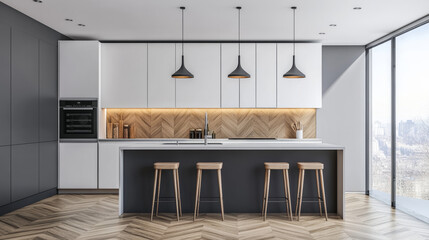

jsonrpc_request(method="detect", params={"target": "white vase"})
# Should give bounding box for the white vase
[296,130,303,139]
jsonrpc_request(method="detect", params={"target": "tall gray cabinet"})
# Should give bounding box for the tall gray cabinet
[0,24,10,146]
[0,2,67,215]
[39,41,58,142]
[11,30,40,145]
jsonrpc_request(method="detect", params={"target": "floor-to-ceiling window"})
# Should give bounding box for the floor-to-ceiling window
[396,23,429,222]
[368,22,429,223]
[369,41,392,204]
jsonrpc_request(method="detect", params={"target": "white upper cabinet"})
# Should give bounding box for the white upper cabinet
[148,44,176,108]
[256,43,277,108]
[94,42,321,109]
[101,43,148,108]
[175,43,221,108]
[239,43,256,108]
[277,43,322,108]
[59,41,100,99]
[221,44,239,108]
[221,43,256,108]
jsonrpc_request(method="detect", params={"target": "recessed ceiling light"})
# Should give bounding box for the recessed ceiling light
[65,19,73,22]
[329,24,337,27]
[353,7,362,10]
[319,32,326,35]
[33,0,42,3]
[78,24,86,27]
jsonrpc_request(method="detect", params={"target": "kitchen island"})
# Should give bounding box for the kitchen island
[118,140,344,218]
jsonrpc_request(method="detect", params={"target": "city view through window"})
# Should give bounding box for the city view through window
[370,40,391,203]
[370,23,429,222]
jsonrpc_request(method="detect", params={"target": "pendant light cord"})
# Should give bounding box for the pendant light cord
[182,7,184,56]
[238,7,241,55]
[293,7,296,55]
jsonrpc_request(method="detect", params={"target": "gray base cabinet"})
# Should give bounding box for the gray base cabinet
[39,142,57,192]
[0,146,10,206]
[11,143,39,202]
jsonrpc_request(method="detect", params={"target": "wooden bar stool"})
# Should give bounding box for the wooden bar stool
[262,162,293,221]
[295,162,328,221]
[194,162,224,221]
[151,162,182,221]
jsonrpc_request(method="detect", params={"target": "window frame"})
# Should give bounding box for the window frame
[365,15,429,209]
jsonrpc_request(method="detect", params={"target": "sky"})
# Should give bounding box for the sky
[372,23,429,124]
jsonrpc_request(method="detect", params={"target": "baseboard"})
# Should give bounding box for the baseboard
[0,188,57,216]
[58,189,119,194]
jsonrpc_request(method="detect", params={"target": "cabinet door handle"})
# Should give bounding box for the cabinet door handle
[62,107,96,110]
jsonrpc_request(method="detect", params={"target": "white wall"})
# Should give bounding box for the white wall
[317,46,366,192]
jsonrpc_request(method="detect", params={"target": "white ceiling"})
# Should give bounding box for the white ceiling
[2,0,429,45]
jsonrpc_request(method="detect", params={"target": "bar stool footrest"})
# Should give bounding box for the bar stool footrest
[199,197,222,203]
[298,197,324,203]
[265,196,290,199]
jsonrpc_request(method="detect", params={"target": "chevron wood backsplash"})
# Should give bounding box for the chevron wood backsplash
[106,109,316,138]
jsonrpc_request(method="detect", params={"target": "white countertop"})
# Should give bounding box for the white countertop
[99,138,322,142]
[115,139,344,151]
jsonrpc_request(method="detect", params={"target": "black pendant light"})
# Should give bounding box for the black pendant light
[283,6,305,78]
[228,6,250,79]
[172,6,194,78]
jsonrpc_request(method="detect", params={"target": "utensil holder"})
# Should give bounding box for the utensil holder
[296,130,303,139]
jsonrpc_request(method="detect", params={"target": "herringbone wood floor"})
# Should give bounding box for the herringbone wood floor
[0,193,428,240]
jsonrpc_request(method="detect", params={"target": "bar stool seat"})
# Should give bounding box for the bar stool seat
[297,162,323,170]
[296,162,328,221]
[194,162,224,221]
[154,162,180,169]
[197,162,223,169]
[265,162,290,170]
[262,162,293,221]
[151,162,182,221]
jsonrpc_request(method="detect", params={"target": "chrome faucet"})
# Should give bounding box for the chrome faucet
[204,112,208,145]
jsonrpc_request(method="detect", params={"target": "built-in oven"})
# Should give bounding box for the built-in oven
[60,100,98,139]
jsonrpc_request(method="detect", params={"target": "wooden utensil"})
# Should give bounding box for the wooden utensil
[106,123,113,139]
[123,125,129,138]
[129,124,135,139]
[119,120,124,139]
[291,121,304,131]
[113,123,119,138]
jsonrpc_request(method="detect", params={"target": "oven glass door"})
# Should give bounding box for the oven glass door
[60,108,97,139]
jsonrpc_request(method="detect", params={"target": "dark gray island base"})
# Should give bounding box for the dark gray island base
[119,143,344,218]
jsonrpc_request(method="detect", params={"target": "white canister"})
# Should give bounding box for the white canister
[296,130,303,139]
